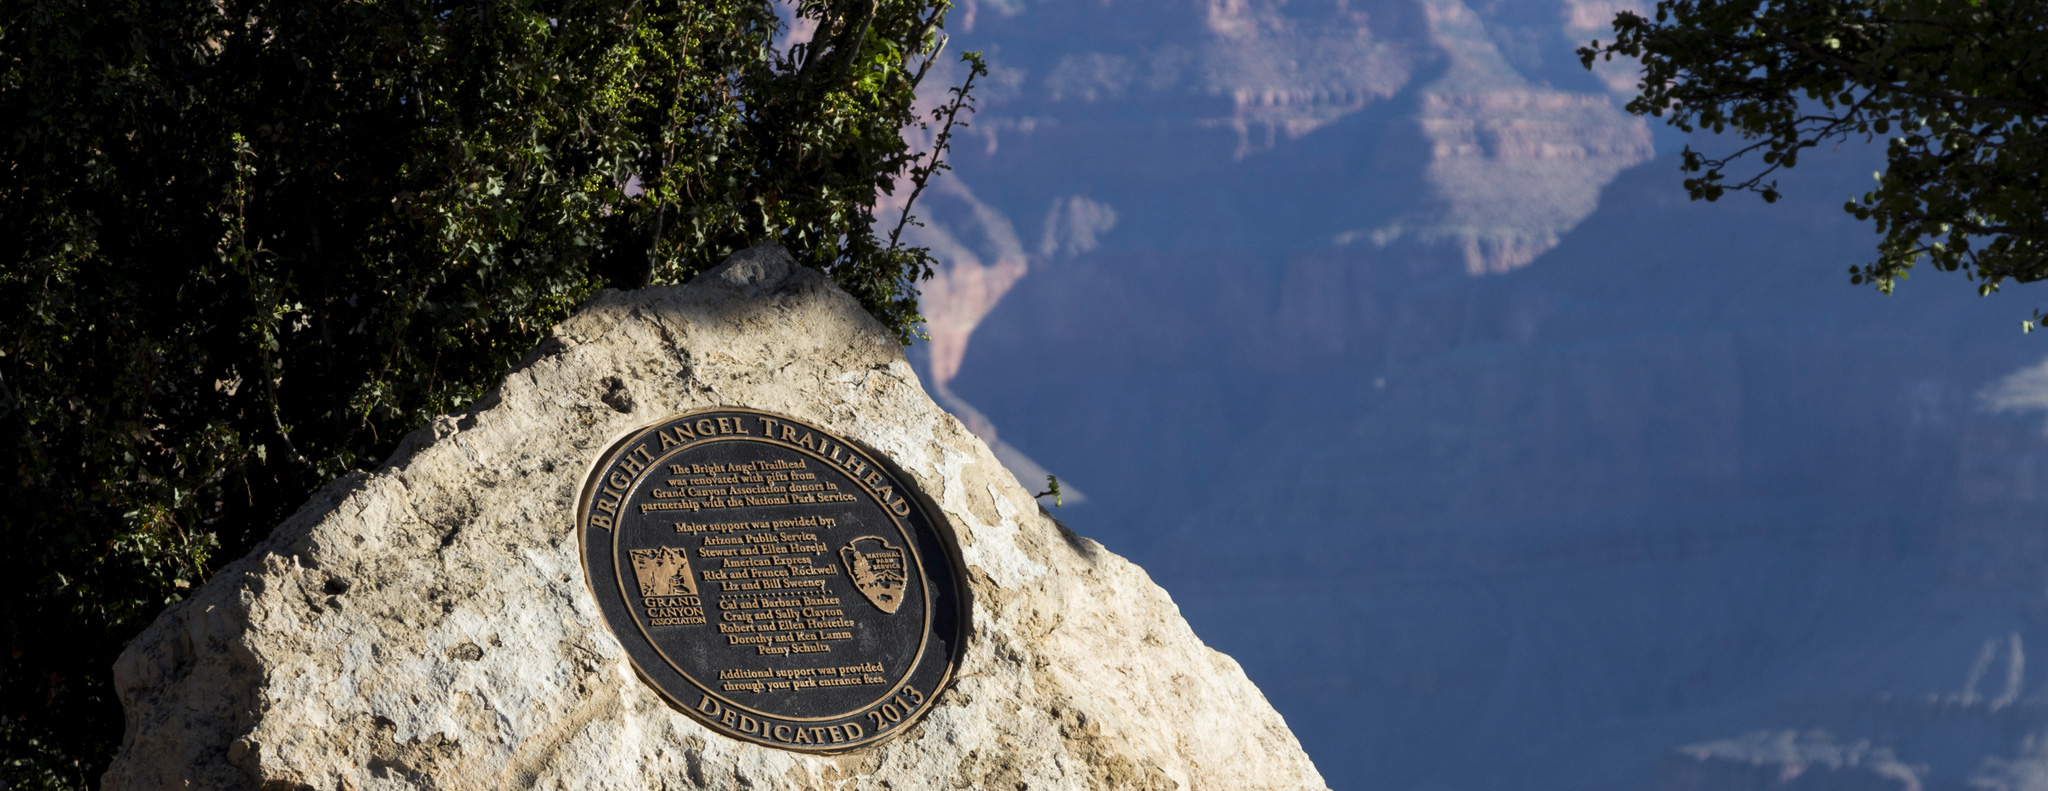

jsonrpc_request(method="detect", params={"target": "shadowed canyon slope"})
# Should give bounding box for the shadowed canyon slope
[905,0,2048,788]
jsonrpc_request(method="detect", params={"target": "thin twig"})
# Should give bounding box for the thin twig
[889,56,981,248]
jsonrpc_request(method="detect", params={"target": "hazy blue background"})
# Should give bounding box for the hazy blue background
[895,0,2048,787]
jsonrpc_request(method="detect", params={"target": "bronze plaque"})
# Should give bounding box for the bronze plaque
[576,408,965,752]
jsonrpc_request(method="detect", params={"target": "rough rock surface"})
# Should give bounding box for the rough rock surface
[103,245,1327,791]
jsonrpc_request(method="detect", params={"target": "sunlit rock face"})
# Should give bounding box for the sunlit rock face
[101,248,1325,791]
[905,0,2048,788]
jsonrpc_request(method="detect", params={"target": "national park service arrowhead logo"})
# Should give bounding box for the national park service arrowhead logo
[630,546,697,597]
[840,537,907,614]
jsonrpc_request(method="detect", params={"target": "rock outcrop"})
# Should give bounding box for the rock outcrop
[1653,732,1924,791]
[103,245,1325,791]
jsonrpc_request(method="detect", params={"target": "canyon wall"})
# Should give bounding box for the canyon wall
[908,0,2048,787]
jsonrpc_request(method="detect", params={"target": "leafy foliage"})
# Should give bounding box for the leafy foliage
[1580,0,2048,312]
[0,0,979,785]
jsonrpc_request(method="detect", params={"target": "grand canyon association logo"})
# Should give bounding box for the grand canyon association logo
[840,537,907,614]
[630,546,697,597]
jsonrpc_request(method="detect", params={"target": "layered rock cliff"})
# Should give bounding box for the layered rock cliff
[905,0,1653,404]
[900,0,2048,788]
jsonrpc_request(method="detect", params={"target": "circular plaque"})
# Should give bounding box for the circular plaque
[575,408,964,752]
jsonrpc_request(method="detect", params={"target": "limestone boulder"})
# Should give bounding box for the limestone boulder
[103,245,1327,791]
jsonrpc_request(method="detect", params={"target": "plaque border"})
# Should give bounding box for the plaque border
[573,406,969,753]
